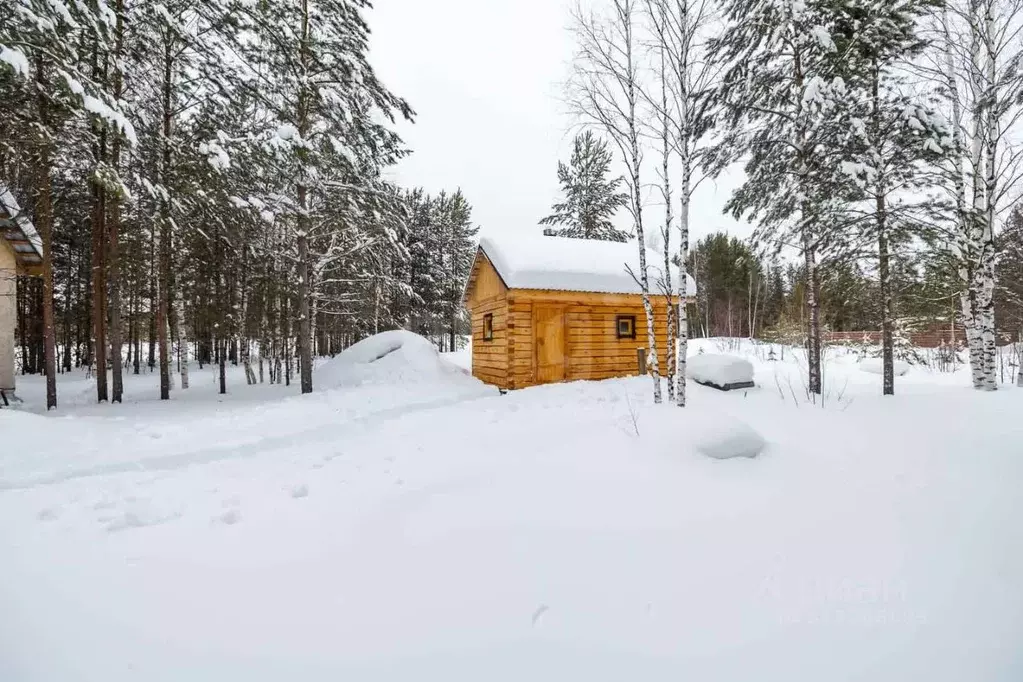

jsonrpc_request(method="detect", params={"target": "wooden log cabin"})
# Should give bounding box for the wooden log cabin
[463,234,697,390]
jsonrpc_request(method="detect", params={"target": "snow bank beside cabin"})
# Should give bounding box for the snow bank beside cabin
[320,330,486,391]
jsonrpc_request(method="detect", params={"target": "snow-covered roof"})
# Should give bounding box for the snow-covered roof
[0,184,43,266]
[477,233,697,297]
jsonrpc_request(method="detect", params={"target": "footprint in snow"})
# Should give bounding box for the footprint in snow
[106,510,181,533]
[531,604,549,628]
[37,507,60,522]
[215,509,242,525]
[290,484,309,499]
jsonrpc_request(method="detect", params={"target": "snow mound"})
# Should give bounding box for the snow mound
[859,358,910,376]
[318,330,479,388]
[691,415,766,459]
[687,353,755,390]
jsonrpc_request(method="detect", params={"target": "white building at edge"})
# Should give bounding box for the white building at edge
[0,185,44,399]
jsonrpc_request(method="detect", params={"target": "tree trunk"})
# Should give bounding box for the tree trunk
[61,230,73,372]
[219,337,226,395]
[804,238,822,396]
[979,3,999,390]
[295,0,313,394]
[793,45,821,396]
[872,62,894,396]
[35,56,57,409]
[878,201,894,396]
[108,0,125,403]
[659,38,675,404]
[178,293,189,389]
[148,221,156,371]
[91,145,108,402]
[623,4,660,403]
[158,37,173,400]
[296,191,313,394]
[133,288,141,374]
[677,150,691,408]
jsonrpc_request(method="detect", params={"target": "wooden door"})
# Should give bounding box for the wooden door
[534,305,566,383]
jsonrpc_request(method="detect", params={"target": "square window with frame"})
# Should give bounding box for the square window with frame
[483,313,494,341]
[616,314,636,340]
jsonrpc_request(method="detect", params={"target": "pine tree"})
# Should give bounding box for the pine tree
[833,0,944,396]
[540,131,629,242]
[436,191,479,351]
[995,207,1023,326]
[709,0,865,396]
[238,0,413,393]
[2,0,133,409]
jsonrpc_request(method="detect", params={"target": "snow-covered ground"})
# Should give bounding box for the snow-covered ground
[2,336,1021,681]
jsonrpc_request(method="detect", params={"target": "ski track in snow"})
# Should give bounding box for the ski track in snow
[0,389,496,492]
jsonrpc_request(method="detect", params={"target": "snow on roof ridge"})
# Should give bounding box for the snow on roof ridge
[0,183,44,259]
[478,232,696,297]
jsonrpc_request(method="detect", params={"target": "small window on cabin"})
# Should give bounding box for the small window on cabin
[616,315,636,340]
[483,313,494,341]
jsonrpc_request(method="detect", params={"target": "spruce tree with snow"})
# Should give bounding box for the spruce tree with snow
[708,0,865,396]
[540,131,629,242]
[435,191,480,352]
[833,0,946,396]
[995,207,1023,338]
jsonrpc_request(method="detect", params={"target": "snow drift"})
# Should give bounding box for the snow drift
[687,353,755,390]
[318,330,482,389]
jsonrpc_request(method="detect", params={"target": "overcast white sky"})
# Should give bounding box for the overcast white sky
[368,0,751,244]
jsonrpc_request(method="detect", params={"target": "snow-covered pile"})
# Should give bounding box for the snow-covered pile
[479,233,697,296]
[318,330,480,388]
[690,414,766,459]
[687,353,755,389]
[859,358,910,376]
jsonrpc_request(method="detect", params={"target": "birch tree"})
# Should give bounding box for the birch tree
[927,0,1023,391]
[569,0,663,403]
[644,0,719,406]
